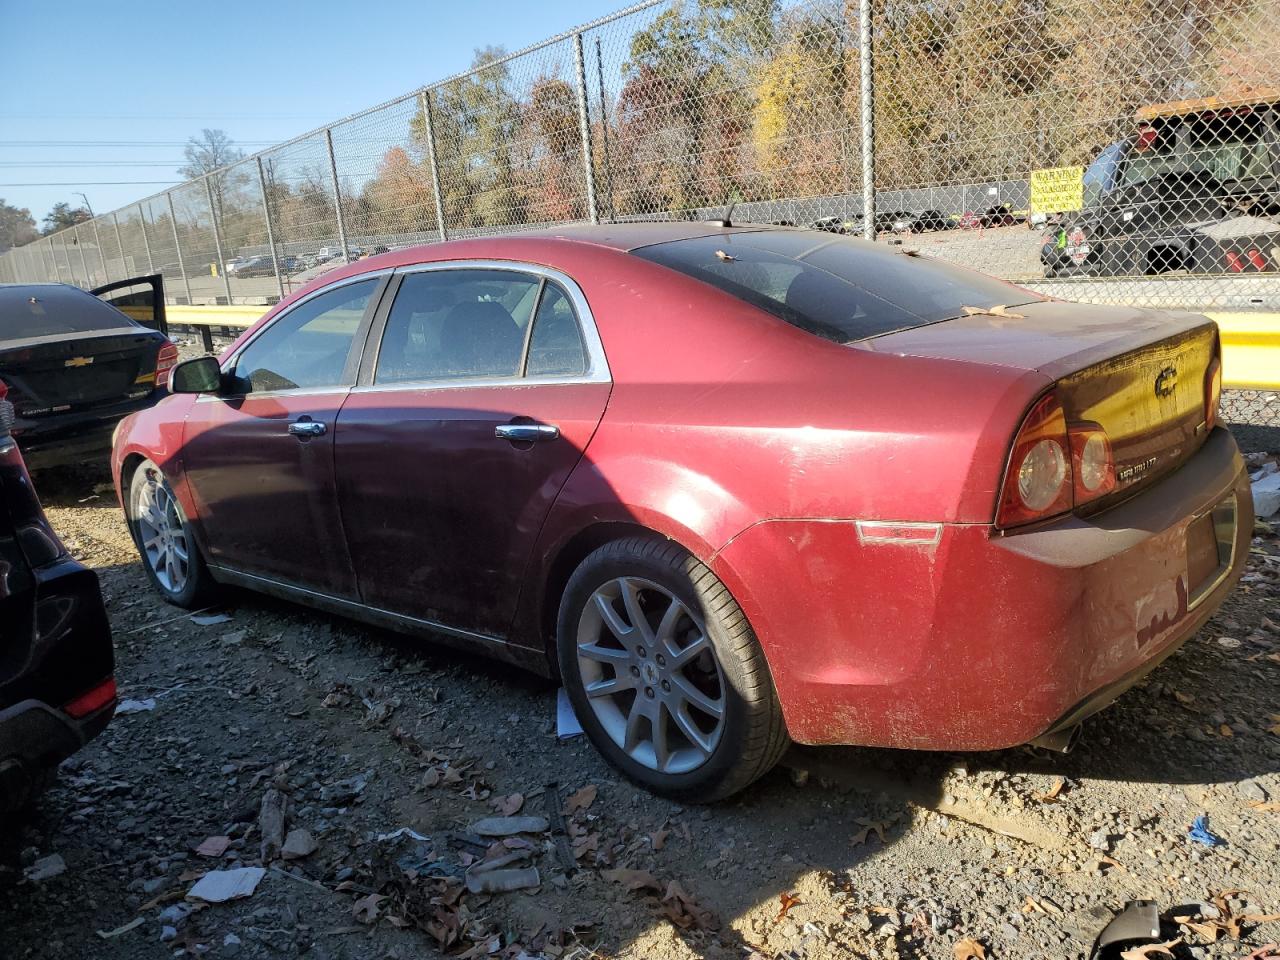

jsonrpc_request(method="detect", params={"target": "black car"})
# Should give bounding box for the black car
[0,380,115,810]
[1042,94,1280,277]
[0,276,176,470]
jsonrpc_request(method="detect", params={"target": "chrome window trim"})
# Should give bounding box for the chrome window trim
[371,259,611,387]
[219,269,394,376]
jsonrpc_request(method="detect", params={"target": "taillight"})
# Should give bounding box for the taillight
[1205,354,1222,432]
[156,341,179,389]
[997,393,1072,528]
[1069,424,1115,504]
[64,677,117,719]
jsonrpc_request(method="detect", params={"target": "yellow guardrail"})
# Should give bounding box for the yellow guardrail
[167,304,268,330]
[1205,312,1280,391]
[165,305,1280,390]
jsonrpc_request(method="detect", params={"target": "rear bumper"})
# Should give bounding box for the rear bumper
[15,390,162,470]
[713,427,1252,750]
[0,696,114,808]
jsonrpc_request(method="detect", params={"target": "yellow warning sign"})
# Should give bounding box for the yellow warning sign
[1030,166,1084,214]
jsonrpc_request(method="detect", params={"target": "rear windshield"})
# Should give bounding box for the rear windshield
[632,231,1042,343]
[0,284,139,341]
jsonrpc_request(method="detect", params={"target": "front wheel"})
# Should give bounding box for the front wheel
[557,537,788,802]
[128,459,217,608]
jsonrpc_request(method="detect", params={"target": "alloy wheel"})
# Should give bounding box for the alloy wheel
[136,469,190,594]
[576,577,726,774]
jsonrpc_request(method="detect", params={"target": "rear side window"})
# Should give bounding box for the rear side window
[0,285,140,341]
[232,279,376,393]
[632,232,1041,343]
[374,270,587,383]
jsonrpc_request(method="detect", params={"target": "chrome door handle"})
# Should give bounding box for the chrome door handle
[495,423,560,442]
[288,420,326,438]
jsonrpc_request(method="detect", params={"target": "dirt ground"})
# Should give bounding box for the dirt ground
[2,458,1279,960]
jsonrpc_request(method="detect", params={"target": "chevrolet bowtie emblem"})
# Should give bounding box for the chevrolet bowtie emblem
[1154,365,1177,398]
[64,356,95,368]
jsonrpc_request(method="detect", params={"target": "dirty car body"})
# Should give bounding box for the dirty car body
[111,223,1250,798]
[0,380,115,811]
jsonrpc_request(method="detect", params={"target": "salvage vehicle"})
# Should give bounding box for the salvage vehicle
[1042,91,1280,277]
[111,223,1251,801]
[0,379,115,811]
[0,276,177,470]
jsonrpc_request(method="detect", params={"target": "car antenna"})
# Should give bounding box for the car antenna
[707,200,737,228]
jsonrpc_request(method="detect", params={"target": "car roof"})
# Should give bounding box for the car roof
[509,220,780,252]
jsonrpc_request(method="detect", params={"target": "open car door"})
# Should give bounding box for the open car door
[91,275,167,336]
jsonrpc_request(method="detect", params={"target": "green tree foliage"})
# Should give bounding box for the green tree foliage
[41,202,91,236]
[0,199,38,251]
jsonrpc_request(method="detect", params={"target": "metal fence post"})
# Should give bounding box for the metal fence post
[205,176,234,304]
[324,128,350,261]
[595,37,615,221]
[112,212,126,277]
[39,240,54,282]
[167,192,193,303]
[573,32,599,225]
[859,0,875,241]
[138,203,155,273]
[256,156,286,300]
[74,226,91,287]
[90,218,108,283]
[421,90,449,242]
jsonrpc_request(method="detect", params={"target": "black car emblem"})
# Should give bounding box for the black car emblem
[1154,365,1178,398]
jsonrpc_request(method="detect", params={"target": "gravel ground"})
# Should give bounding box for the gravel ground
[2,459,1279,960]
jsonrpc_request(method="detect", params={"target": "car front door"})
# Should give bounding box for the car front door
[335,263,611,639]
[180,275,386,597]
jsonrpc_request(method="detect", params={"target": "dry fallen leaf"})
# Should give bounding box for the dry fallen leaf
[1220,724,1235,738]
[650,827,670,851]
[1034,778,1065,803]
[1244,944,1280,960]
[194,835,231,858]
[600,868,663,893]
[661,880,720,931]
[1119,938,1181,960]
[565,784,598,814]
[1248,800,1280,813]
[852,817,892,846]
[776,892,802,921]
[953,937,986,960]
[352,893,387,924]
[490,792,524,816]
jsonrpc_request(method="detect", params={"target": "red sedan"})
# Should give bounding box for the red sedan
[111,223,1251,800]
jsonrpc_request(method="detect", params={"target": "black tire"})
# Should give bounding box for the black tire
[557,536,789,802]
[127,458,218,609]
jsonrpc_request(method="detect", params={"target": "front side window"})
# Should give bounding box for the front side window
[232,279,376,393]
[374,269,587,383]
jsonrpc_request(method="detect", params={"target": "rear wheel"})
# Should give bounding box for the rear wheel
[557,537,788,802]
[128,459,216,608]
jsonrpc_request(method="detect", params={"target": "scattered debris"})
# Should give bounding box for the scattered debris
[190,611,232,626]
[22,854,66,883]
[95,916,145,940]
[187,867,266,903]
[375,827,431,843]
[115,698,156,715]
[469,816,549,837]
[194,835,231,858]
[556,688,584,739]
[1188,814,1225,847]
[259,788,288,861]
[953,936,987,959]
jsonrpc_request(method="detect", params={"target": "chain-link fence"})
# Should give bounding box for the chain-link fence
[1,0,1277,433]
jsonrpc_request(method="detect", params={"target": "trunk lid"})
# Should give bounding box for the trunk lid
[865,301,1218,508]
[0,329,163,417]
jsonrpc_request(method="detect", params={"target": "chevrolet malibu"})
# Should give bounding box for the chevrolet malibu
[110,223,1251,801]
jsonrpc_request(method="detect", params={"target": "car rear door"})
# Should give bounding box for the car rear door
[334,263,611,639]
[179,274,387,597]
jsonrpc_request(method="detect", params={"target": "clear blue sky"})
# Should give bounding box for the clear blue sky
[0,0,625,228]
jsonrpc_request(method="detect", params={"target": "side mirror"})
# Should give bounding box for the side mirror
[170,355,223,394]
